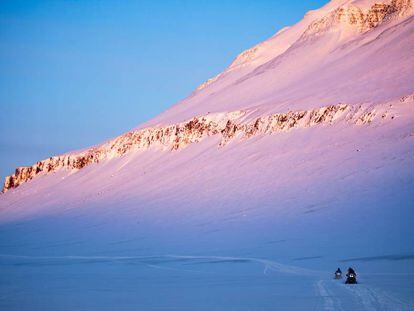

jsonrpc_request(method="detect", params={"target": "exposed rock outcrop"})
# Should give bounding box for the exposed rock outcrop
[3,99,403,193]
[194,1,413,94]
[300,0,413,40]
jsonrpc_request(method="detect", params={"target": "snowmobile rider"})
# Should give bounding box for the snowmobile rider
[334,268,342,278]
[345,267,357,284]
[347,267,356,275]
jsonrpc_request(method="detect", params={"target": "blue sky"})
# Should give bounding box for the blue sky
[0,0,328,180]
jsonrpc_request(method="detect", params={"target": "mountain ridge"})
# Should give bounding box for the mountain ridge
[2,0,414,193]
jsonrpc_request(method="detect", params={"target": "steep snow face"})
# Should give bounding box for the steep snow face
[193,0,345,93]
[203,0,383,74]
[223,0,413,68]
[146,0,414,127]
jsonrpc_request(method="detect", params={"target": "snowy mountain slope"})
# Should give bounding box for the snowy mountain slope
[146,0,414,125]
[1,0,414,310]
[2,0,414,192]
[1,95,413,310]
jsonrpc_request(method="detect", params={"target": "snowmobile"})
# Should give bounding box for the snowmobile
[345,268,357,284]
[334,268,342,279]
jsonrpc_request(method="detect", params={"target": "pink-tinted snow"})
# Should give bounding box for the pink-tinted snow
[1,1,414,310]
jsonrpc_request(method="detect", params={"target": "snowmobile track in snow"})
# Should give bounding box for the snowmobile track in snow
[315,280,344,311]
[337,280,413,311]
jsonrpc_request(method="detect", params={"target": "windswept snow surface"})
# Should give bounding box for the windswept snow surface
[1,0,414,310]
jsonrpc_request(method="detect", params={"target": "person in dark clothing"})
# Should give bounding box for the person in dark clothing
[334,268,342,279]
[345,267,357,284]
[347,267,356,275]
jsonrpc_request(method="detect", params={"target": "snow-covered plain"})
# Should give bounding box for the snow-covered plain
[1,0,414,310]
